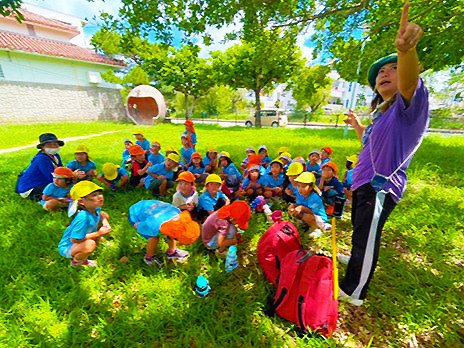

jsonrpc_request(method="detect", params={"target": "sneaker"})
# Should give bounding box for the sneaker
[144,255,163,266]
[338,289,364,306]
[309,229,323,238]
[71,259,97,267]
[166,249,189,261]
[338,254,351,265]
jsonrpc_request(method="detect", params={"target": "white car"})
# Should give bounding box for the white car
[245,109,288,127]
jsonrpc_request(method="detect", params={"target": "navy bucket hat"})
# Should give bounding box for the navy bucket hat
[37,133,64,149]
[367,53,398,89]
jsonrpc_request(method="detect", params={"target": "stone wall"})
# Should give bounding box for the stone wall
[0,81,128,123]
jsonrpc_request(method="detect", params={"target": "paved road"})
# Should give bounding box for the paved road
[170,118,464,135]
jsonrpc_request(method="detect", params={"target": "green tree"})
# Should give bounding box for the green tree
[290,65,333,114]
[211,29,304,127]
[1,0,23,20]
[99,1,464,80]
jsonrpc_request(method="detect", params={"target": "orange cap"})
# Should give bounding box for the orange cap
[217,200,252,230]
[322,147,333,155]
[247,154,262,171]
[191,152,201,159]
[322,161,338,174]
[128,144,146,156]
[184,119,194,126]
[176,171,196,183]
[160,211,200,245]
[53,166,74,178]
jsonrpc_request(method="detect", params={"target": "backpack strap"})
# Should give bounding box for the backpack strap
[272,250,302,310]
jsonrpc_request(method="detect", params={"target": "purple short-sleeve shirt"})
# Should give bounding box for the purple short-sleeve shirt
[352,78,429,202]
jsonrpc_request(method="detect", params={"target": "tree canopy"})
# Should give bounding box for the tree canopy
[100,0,464,84]
[0,0,23,20]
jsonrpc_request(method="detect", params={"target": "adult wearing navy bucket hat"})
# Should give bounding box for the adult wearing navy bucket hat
[16,133,66,201]
[340,3,429,306]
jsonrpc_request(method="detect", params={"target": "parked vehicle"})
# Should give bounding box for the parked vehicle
[245,109,288,127]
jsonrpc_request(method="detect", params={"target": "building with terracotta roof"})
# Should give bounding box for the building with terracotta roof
[0,4,127,123]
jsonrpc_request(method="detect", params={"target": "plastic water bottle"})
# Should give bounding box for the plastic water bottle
[194,275,211,298]
[262,203,273,223]
[225,245,239,272]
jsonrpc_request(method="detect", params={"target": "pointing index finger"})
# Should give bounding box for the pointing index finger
[399,2,411,32]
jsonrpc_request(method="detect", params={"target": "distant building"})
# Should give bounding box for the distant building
[0,4,127,123]
[327,71,373,112]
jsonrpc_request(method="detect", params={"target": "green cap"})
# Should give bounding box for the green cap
[368,54,398,89]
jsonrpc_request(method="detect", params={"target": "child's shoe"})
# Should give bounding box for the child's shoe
[166,249,189,261]
[338,289,364,306]
[71,259,97,267]
[338,254,351,265]
[144,254,163,266]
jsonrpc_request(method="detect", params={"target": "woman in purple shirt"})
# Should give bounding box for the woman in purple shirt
[339,3,429,306]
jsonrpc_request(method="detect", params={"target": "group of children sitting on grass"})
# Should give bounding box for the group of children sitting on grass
[32,120,357,268]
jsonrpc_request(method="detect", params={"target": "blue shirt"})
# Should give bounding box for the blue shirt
[122,150,131,166]
[129,200,180,238]
[183,131,197,147]
[344,169,355,188]
[260,156,272,167]
[40,182,71,206]
[188,165,206,175]
[197,191,228,212]
[242,176,266,190]
[222,163,242,180]
[144,163,174,188]
[306,162,321,175]
[296,191,328,223]
[318,177,344,196]
[147,152,165,165]
[262,173,285,188]
[321,158,331,165]
[287,182,299,196]
[17,152,63,193]
[66,160,96,173]
[58,207,101,256]
[181,147,195,164]
[136,139,151,151]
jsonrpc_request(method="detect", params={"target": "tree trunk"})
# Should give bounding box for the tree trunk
[184,92,189,117]
[254,89,262,128]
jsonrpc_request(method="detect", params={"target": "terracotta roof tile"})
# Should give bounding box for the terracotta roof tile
[8,8,80,34]
[0,30,125,67]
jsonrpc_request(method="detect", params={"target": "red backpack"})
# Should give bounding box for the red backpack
[272,249,338,336]
[257,220,301,287]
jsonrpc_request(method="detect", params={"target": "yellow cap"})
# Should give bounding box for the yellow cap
[271,158,284,166]
[166,153,180,164]
[219,151,230,159]
[294,172,316,184]
[166,145,179,155]
[346,154,358,167]
[278,146,289,154]
[70,181,103,201]
[205,174,222,185]
[133,129,144,136]
[74,145,89,154]
[207,145,218,153]
[280,151,292,161]
[286,162,304,176]
[102,163,120,181]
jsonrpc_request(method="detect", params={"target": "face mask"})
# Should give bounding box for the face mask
[44,147,60,155]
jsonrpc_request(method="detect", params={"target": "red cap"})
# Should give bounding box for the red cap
[128,144,146,156]
[322,147,333,155]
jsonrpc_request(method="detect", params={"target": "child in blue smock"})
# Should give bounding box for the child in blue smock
[263,159,285,198]
[67,145,97,181]
[181,135,195,168]
[306,149,322,178]
[188,152,207,183]
[144,153,180,196]
[98,163,129,191]
[183,119,197,148]
[218,151,242,198]
[289,172,329,237]
[133,130,151,151]
[129,200,200,265]
[258,145,272,170]
[343,155,358,203]
[203,146,219,174]
[40,167,74,211]
[147,141,165,165]
[58,181,111,267]
[197,174,230,221]
[317,161,344,205]
[320,147,333,165]
[240,147,256,170]
[122,139,133,167]
[283,162,304,204]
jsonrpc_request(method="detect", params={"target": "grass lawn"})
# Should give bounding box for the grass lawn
[1,122,463,347]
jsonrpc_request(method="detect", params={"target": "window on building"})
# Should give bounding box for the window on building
[0,64,4,78]
[26,24,36,36]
